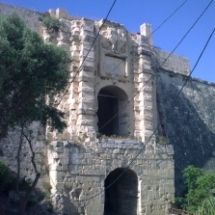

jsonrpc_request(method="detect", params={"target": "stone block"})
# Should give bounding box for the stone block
[80,48,95,59]
[56,8,68,19]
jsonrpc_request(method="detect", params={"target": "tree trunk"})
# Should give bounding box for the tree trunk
[19,127,41,215]
[16,125,24,192]
[19,173,40,215]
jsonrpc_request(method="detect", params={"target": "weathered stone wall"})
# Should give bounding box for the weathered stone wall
[0,4,197,215]
[43,11,158,144]
[0,2,42,33]
[48,138,174,215]
[155,49,190,76]
[0,3,49,193]
[157,70,215,196]
[0,122,48,190]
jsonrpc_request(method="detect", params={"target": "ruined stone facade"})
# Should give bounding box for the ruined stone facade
[1,3,215,215]
[43,9,175,215]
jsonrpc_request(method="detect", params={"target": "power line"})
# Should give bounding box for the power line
[79,26,215,204]
[155,27,215,162]
[93,0,189,89]
[173,27,215,98]
[53,0,213,205]
[160,0,213,67]
[56,0,117,106]
[56,0,192,106]
[151,0,188,35]
[82,2,214,202]
[69,0,117,84]
[99,75,154,131]
[98,0,213,140]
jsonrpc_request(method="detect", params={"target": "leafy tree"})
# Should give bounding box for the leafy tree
[179,165,215,214]
[0,13,70,214]
[198,195,215,215]
[0,13,71,139]
[0,161,10,190]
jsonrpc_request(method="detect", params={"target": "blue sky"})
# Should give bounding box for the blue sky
[2,0,215,82]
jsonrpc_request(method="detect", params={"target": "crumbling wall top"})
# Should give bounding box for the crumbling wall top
[155,48,190,76]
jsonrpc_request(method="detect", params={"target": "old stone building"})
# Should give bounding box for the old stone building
[1,3,215,215]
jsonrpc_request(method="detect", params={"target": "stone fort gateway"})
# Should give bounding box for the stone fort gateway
[1,2,215,215]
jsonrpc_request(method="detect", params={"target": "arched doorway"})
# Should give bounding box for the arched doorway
[104,168,138,215]
[97,86,128,136]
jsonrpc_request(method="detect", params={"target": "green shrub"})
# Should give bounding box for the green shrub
[19,178,32,191]
[0,161,10,190]
[42,16,63,33]
[177,165,215,213]
[198,195,215,215]
[157,135,168,144]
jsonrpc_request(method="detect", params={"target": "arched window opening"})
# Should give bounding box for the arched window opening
[97,86,128,136]
[104,168,138,215]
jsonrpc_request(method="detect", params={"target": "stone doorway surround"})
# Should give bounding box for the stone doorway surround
[97,86,128,136]
[104,168,138,215]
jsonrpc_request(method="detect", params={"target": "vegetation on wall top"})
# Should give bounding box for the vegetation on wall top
[42,15,64,33]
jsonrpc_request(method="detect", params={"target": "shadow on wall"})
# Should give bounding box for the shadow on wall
[0,167,52,215]
[157,77,215,196]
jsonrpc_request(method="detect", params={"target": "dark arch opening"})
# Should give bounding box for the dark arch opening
[104,168,138,215]
[97,86,128,136]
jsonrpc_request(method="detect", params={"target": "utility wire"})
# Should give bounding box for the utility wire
[160,0,213,67]
[99,0,213,133]
[56,0,117,106]
[54,0,214,204]
[56,0,190,105]
[79,1,215,201]
[93,0,189,88]
[173,27,215,98]
[99,74,154,131]
[79,26,215,205]
[84,2,214,201]
[69,0,117,84]
[151,0,188,35]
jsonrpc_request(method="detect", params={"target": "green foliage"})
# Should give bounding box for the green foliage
[42,181,52,200]
[179,165,215,213]
[42,181,51,192]
[19,178,32,191]
[4,177,32,191]
[183,165,203,191]
[157,135,168,145]
[0,161,10,190]
[42,15,63,33]
[0,13,71,138]
[198,195,215,215]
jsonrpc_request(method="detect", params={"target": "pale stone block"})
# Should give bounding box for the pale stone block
[80,48,95,59]
[79,58,95,68]
[79,71,94,79]
[56,8,68,19]
[81,34,95,43]
[78,102,94,110]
